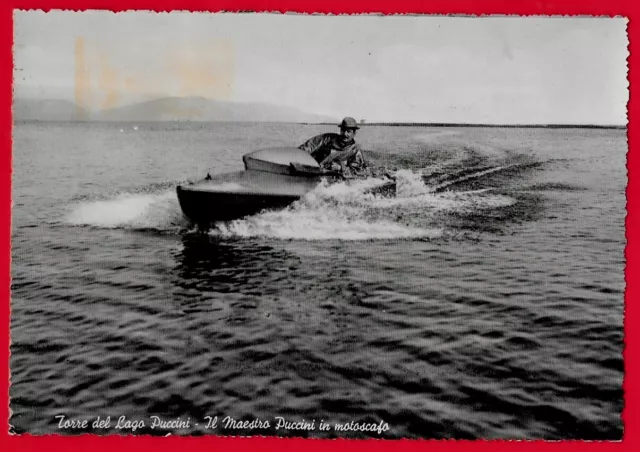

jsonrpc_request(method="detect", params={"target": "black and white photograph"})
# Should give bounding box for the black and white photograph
[10,11,627,439]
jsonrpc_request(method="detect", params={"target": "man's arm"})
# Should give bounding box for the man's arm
[298,134,331,155]
[343,144,367,170]
[318,143,367,174]
[352,146,367,169]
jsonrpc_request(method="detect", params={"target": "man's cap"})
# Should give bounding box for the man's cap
[340,117,360,130]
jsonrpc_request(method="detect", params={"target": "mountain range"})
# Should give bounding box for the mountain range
[12,97,338,123]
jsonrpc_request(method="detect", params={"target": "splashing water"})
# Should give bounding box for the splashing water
[210,170,516,241]
[211,205,440,241]
[65,191,189,231]
[209,176,440,240]
[358,168,515,211]
[394,169,433,197]
[63,165,517,239]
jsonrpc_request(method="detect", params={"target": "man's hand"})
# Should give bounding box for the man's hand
[346,162,368,177]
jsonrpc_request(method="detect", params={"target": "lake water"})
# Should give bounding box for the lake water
[9,121,626,439]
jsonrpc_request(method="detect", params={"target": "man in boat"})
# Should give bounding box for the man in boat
[298,117,367,176]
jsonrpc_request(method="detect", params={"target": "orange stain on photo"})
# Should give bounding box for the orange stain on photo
[165,40,235,118]
[73,37,236,119]
[74,36,89,119]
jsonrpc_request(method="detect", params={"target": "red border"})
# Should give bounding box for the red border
[0,1,635,451]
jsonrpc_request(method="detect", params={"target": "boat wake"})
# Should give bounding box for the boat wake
[208,170,517,241]
[63,158,532,240]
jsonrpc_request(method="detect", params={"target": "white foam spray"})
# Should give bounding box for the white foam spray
[65,191,189,231]
[210,206,440,241]
[209,170,516,241]
[63,166,517,239]
[394,169,433,197]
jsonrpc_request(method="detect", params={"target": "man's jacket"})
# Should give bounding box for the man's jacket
[298,133,366,169]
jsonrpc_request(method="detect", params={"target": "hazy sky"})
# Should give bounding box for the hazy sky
[14,11,628,124]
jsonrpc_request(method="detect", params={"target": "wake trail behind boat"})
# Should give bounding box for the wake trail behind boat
[431,164,517,192]
[210,171,518,241]
[62,155,539,239]
[417,158,544,193]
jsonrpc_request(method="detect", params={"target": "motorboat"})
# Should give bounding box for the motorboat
[176,147,352,226]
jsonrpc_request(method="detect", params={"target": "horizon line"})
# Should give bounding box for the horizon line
[13,119,627,129]
[317,122,627,129]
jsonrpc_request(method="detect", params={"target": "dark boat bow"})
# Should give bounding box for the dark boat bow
[176,147,338,225]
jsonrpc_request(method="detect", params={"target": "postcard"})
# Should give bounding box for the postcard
[9,10,628,441]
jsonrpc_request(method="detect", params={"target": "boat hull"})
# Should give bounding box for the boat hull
[176,169,324,225]
[176,146,393,226]
[177,186,305,224]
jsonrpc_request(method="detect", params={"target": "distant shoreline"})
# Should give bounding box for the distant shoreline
[315,122,627,130]
[14,119,626,130]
